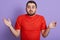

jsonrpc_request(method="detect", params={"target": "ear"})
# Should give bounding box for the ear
[26,7,27,12]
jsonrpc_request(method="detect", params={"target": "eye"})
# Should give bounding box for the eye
[27,6,30,8]
[32,6,35,8]
[32,6,36,9]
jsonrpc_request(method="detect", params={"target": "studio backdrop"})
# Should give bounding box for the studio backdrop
[0,0,59,40]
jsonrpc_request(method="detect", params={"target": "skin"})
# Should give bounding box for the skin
[26,3,36,16]
[3,3,57,38]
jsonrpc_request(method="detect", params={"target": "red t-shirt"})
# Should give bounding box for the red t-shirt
[15,14,47,40]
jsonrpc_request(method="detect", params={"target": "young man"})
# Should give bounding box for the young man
[3,0,56,40]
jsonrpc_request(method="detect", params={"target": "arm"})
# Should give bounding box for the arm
[9,25,20,37]
[42,22,56,38]
[3,18,20,37]
[41,27,50,38]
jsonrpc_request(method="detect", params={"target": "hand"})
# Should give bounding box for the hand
[3,18,12,28]
[48,21,57,29]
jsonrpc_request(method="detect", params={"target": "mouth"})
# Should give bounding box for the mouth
[29,10,33,12]
[29,11,33,14]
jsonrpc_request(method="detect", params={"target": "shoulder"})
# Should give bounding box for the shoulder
[17,14,26,20]
[17,14,26,18]
[36,14,46,21]
[36,14,45,18]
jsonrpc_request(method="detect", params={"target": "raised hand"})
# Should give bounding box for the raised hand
[48,21,57,29]
[3,18,12,28]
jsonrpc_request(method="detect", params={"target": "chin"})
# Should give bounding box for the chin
[27,13,35,16]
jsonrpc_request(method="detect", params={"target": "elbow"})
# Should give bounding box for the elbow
[15,35,19,38]
[42,34,48,38]
[14,33,20,38]
[14,31,20,38]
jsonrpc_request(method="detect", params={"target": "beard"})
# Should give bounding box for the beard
[26,10,36,16]
[27,12,35,16]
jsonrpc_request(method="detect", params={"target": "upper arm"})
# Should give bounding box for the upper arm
[41,16,47,31]
[15,16,22,30]
[41,16,47,36]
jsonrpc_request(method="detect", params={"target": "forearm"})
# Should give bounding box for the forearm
[42,27,50,37]
[3,18,20,37]
[9,25,20,37]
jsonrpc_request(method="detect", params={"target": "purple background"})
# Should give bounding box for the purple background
[0,0,60,40]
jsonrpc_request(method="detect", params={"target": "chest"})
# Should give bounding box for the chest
[21,17,42,31]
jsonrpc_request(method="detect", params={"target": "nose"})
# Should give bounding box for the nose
[30,7,32,10]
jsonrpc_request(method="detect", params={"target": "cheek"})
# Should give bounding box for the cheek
[33,9,36,12]
[26,8,30,12]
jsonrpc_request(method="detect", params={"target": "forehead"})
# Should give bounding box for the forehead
[27,3,35,6]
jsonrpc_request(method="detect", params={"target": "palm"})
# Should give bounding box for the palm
[3,18,11,27]
[48,21,56,28]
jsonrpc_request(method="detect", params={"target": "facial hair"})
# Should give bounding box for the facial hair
[26,10,36,16]
[27,12,35,16]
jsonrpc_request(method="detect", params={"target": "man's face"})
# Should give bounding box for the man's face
[26,3,37,16]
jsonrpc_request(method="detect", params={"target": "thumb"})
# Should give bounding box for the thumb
[3,18,7,22]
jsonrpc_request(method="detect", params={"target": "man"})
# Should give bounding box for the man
[3,0,56,40]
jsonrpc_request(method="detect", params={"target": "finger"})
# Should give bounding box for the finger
[52,21,57,24]
[53,23,56,27]
[3,18,7,22]
[8,18,10,21]
[8,18,11,24]
[55,22,57,25]
[54,22,57,26]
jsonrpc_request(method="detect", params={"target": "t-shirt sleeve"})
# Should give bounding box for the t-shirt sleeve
[41,16,47,30]
[14,16,22,30]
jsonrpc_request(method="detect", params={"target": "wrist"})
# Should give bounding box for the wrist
[48,26,50,29]
[8,25,12,28]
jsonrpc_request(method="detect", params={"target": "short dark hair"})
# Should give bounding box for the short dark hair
[26,0,37,8]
